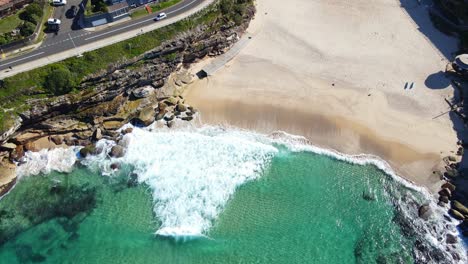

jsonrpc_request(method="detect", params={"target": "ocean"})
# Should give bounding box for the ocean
[0,125,465,263]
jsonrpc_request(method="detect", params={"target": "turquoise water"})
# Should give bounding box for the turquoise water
[0,127,463,263]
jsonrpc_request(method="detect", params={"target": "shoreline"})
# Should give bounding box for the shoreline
[184,0,461,193]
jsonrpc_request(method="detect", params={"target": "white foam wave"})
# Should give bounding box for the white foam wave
[118,125,277,236]
[16,147,78,178]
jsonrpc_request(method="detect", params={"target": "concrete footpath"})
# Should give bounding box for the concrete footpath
[0,0,215,79]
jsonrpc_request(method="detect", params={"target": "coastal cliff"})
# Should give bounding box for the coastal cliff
[0,0,256,196]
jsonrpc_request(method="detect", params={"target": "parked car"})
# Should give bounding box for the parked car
[47,18,61,25]
[52,0,67,6]
[154,12,167,21]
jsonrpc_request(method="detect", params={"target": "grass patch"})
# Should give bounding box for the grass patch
[35,4,53,44]
[0,12,23,35]
[0,0,254,133]
[130,0,183,19]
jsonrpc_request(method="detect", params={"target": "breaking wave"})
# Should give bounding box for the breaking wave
[12,124,467,263]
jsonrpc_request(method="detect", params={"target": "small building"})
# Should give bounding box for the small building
[107,2,129,21]
[84,1,130,27]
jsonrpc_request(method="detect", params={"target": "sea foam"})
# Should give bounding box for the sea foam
[16,147,77,178]
[11,124,467,263]
[118,126,277,237]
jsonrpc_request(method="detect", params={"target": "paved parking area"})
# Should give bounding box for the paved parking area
[45,0,83,40]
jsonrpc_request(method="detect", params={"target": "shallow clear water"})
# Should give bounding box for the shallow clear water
[0,126,464,263]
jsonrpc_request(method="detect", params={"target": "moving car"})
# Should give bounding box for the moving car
[154,12,167,21]
[47,18,61,25]
[52,0,67,6]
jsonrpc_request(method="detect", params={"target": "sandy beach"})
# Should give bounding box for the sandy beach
[185,0,460,191]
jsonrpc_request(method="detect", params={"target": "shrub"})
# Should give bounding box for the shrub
[19,21,36,37]
[20,2,43,24]
[44,66,77,95]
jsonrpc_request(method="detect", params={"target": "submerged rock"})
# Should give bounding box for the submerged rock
[110,163,120,170]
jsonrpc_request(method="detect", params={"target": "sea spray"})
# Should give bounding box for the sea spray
[16,147,78,178]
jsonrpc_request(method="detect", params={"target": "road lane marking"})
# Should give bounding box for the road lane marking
[84,0,198,41]
[167,0,197,15]
[0,52,45,67]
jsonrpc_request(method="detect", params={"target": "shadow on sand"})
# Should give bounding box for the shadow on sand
[425,71,451,89]
[399,0,458,60]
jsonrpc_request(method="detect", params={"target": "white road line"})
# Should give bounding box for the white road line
[84,0,197,41]
[1,52,45,67]
[167,0,197,15]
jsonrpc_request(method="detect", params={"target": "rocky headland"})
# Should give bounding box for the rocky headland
[0,2,256,196]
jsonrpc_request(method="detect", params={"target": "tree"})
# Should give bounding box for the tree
[44,66,76,95]
[19,22,35,37]
[20,2,43,24]
[220,0,233,15]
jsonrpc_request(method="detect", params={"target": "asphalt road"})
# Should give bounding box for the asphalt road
[0,0,205,72]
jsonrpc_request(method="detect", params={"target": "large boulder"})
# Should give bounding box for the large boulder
[450,209,465,220]
[452,201,468,215]
[109,145,125,158]
[9,145,24,161]
[24,141,37,152]
[79,144,97,158]
[50,136,63,145]
[176,103,187,112]
[439,195,449,204]
[418,204,432,220]
[446,234,458,244]
[439,188,452,198]
[135,107,155,126]
[132,86,154,99]
[0,143,16,150]
[441,182,456,192]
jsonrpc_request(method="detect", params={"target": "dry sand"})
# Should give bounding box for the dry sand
[185,0,460,191]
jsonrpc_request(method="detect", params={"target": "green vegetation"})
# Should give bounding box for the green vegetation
[130,0,182,19]
[0,0,253,132]
[44,65,78,95]
[19,2,43,24]
[0,13,22,35]
[0,2,44,45]
[85,0,108,16]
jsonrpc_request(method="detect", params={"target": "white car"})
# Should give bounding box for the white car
[47,18,61,25]
[52,0,67,6]
[154,12,167,21]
